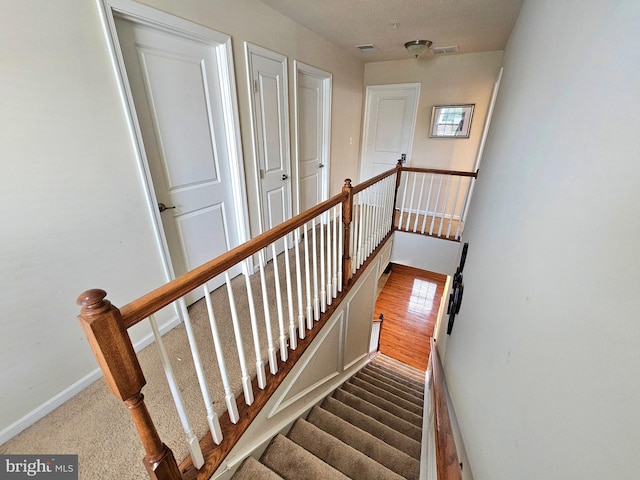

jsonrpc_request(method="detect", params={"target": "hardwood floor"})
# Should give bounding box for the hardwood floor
[374,264,447,371]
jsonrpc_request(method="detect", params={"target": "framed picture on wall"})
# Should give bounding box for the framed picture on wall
[430,104,475,138]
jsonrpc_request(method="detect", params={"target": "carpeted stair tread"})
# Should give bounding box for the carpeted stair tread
[356,371,424,406]
[363,365,425,397]
[307,406,420,480]
[365,362,426,390]
[260,434,349,480]
[372,356,426,383]
[342,382,423,427]
[288,418,405,480]
[333,389,422,441]
[233,456,283,480]
[349,376,423,416]
[321,396,421,460]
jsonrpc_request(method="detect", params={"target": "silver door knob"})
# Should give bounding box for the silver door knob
[282,174,289,180]
[158,202,176,212]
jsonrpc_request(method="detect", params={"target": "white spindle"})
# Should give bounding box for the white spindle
[350,196,359,275]
[320,214,326,311]
[421,174,435,234]
[430,176,444,236]
[438,175,453,237]
[311,218,320,320]
[176,298,224,440]
[326,209,332,306]
[294,228,305,338]
[258,250,277,375]
[303,223,313,330]
[148,314,206,466]
[283,235,297,348]
[202,287,239,425]
[225,271,254,405]
[242,260,266,389]
[447,176,462,238]
[397,173,409,228]
[413,173,426,232]
[405,172,417,231]
[337,205,343,293]
[271,243,288,361]
[456,177,473,240]
[332,205,339,298]
[358,192,365,267]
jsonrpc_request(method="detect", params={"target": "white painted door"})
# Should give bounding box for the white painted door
[360,83,420,181]
[115,17,242,302]
[246,44,292,248]
[295,63,331,214]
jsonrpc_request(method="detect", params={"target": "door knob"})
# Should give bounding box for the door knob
[158,202,176,213]
[318,163,325,168]
[282,174,289,180]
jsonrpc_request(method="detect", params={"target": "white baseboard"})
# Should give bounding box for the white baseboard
[0,314,181,445]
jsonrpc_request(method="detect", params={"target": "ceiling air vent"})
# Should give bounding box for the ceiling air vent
[432,45,459,55]
[355,44,377,52]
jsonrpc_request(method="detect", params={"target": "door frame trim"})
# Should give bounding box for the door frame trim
[359,83,421,181]
[292,61,332,215]
[244,42,292,236]
[97,0,251,282]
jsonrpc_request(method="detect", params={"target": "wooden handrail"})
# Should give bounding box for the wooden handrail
[401,167,478,178]
[351,165,399,195]
[430,338,462,480]
[121,192,347,328]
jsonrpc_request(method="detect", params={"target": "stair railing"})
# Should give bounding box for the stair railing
[76,171,399,480]
[395,168,478,241]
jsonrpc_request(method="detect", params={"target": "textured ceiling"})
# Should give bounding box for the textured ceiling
[258,0,524,62]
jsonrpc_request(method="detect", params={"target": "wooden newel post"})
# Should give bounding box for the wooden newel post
[341,179,354,287]
[77,289,182,480]
[391,160,404,227]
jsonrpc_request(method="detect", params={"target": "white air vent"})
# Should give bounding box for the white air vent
[355,44,377,52]
[431,45,459,55]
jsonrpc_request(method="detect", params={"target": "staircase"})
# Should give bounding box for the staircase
[232,355,426,480]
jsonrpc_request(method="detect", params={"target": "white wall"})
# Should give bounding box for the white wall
[364,52,503,171]
[0,0,364,442]
[391,232,461,276]
[442,1,640,479]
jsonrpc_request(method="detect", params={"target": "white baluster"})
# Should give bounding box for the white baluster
[148,314,207,466]
[350,196,359,275]
[357,192,365,268]
[326,209,332,306]
[337,205,343,293]
[438,175,453,237]
[332,205,338,298]
[447,176,462,238]
[406,172,417,231]
[413,173,426,232]
[303,223,313,330]
[294,228,305,338]
[456,177,473,240]
[421,174,434,234]
[243,260,266,389]
[430,175,444,236]
[319,213,326,312]
[176,297,224,441]
[202,286,239,425]
[271,243,288,362]
[225,272,254,405]
[258,250,277,375]
[397,173,409,229]
[311,218,320,320]
[283,235,297,348]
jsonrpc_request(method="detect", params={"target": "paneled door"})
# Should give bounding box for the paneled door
[246,44,292,253]
[360,83,420,181]
[115,16,243,303]
[295,62,331,214]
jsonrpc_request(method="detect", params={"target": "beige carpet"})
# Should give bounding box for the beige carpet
[0,247,311,480]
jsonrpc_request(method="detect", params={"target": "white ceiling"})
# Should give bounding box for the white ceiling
[258,0,524,62]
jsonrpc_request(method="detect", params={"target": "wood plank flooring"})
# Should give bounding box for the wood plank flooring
[374,264,447,371]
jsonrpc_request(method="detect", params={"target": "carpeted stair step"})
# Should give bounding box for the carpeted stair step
[333,389,422,441]
[356,371,424,406]
[233,456,283,480]
[307,406,420,480]
[365,363,426,391]
[287,418,405,480]
[372,356,426,384]
[321,396,422,459]
[260,434,349,479]
[362,365,425,398]
[342,381,423,427]
[349,376,423,416]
